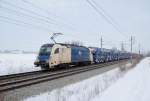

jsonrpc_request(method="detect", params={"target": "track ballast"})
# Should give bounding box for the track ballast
[0,60,128,92]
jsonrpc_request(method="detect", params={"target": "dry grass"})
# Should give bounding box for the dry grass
[0,93,5,101]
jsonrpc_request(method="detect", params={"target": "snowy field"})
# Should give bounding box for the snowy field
[92,57,150,101]
[24,57,149,101]
[0,53,41,76]
[24,63,126,101]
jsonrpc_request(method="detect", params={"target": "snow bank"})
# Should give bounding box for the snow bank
[0,53,40,76]
[24,65,126,101]
[92,57,150,101]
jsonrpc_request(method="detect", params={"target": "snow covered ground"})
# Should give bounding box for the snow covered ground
[24,63,126,101]
[24,57,149,101]
[0,53,40,76]
[92,57,150,101]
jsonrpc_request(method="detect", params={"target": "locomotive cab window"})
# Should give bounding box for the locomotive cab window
[54,48,59,54]
[39,46,52,55]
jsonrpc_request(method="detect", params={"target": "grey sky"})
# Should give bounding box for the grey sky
[0,0,150,53]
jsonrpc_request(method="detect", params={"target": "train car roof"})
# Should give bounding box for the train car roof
[89,47,113,52]
[41,43,88,49]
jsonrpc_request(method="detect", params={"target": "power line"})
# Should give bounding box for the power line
[0,6,56,28]
[22,0,62,21]
[86,0,127,37]
[0,0,54,23]
[0,16,54,32]
[0,19,49,32]
[86,0,131,50]
[0,19,30,28]
[91,0,120,27]
[0,0,74,31]
[21,0,76,30]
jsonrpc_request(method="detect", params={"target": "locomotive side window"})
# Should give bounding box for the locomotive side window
[54,48,59,54]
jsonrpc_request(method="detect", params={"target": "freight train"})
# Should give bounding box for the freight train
[34,43,132,69]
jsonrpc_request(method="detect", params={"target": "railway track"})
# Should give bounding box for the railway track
[0,60,128,92]
[0,70,49,81]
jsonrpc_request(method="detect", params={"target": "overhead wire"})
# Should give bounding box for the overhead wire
[0,6,58,29]
[0,0,54,23]
[0,6,49,24]
[0,0,74,31]
[0,15,54,32]
[86,0,131,50]
[91,0,120,27]
[21,0,76,31]
[86,0,128,38]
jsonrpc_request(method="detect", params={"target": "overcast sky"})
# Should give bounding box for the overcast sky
[0,0,150,53]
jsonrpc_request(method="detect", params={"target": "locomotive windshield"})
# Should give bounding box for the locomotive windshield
[39,46,52,55]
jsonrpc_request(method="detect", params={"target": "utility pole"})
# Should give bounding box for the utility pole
[100,36,103,48]
[121,41,124,51]
[130,36,133,61]
[138,43,141,55]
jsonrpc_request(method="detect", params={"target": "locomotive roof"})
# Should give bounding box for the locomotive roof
[42,44,54,47]
[42,43,88,49]
[56,43,88,48]
[89,47,112,52]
